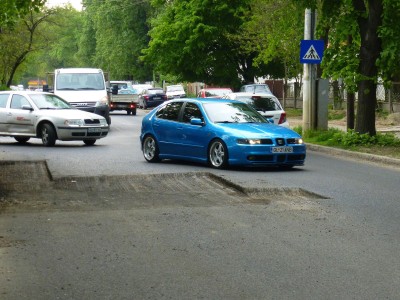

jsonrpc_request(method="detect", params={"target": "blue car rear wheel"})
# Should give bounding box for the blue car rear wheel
[143,135,160,162]
[208,139,228,169]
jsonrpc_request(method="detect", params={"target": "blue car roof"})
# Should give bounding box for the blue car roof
[171,97,240,105]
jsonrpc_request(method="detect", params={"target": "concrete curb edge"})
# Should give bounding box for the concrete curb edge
[307,143,400,168]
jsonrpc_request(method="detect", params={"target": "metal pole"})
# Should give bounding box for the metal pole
[302,9,312,131]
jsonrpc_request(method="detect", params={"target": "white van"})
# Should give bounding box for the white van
[44,68,111,125]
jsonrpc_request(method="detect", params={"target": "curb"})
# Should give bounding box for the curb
[307,143,400,169]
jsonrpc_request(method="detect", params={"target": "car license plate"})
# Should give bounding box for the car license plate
[153,97,160,100]
[88,128,101,133]
[272,146,293,153]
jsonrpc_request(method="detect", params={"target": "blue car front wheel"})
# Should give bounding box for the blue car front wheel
[208,139,228,169]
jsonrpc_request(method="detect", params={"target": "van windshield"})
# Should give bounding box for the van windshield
[56,73,105,90]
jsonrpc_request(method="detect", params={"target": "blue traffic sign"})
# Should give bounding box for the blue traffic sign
[300,40,324,64]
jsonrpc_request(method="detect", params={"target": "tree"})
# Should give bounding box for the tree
[244,0,304,104]
[142,0,275,89]
[299,0,389,135]
[0,8,58,87]
[1,0,44,28]
[81,0,153,81]
[353,0,383,135]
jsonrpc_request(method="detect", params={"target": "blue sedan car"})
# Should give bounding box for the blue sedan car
[140,98,306,169]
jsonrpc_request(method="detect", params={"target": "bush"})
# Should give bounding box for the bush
[297,127,400,148]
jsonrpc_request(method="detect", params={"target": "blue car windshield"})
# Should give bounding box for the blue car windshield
[203,102,267,123]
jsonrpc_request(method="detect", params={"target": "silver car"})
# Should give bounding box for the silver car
[0,91,109,146]
[223,92,289,128]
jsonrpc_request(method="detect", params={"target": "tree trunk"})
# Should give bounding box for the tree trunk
[347,92,355,130]
[353,0,383,135]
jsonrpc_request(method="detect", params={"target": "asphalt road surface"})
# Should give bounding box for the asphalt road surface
[0,110,399,300]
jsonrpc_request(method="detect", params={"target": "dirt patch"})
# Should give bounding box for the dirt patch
[0,161,327,212]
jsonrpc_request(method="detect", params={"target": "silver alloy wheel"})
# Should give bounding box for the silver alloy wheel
[209,140,226,168]
[143,136,159,162]
[41,123,56,147]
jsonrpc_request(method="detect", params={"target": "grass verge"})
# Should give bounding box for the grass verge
[292,126,400,159]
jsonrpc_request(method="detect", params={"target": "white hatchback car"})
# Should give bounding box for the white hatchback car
[223,92,289,127]
[0,91,109,146]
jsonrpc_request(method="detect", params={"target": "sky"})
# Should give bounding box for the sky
[45,0,83,10]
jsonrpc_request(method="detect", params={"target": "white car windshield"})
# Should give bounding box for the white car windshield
[56,73,105,90]
[30,94,72,109]
[205,89,231,97]
[203,102,267,123]
[167,86,184,92]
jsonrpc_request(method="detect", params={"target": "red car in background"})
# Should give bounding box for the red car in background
[197,88,232,98]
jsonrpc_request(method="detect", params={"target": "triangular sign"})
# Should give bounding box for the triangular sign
[303,45,320,60]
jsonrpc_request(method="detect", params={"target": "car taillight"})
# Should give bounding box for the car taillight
[144,95,149,100]
[163,95,167,100]
[130,103,136,108]
[278,112,287,124]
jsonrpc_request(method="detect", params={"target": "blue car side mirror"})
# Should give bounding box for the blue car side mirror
[190,118,204,126]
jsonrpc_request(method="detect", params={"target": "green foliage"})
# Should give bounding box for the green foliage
[83,0,153,81]
[0,7,61,86]
[0,0,44,27]
[331,130,400,147]
[142,0,265,88]
[378,0,400,81]
[301,127,400,148]
[247,0,304,81]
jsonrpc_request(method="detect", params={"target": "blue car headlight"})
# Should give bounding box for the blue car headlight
[237,139,262,145]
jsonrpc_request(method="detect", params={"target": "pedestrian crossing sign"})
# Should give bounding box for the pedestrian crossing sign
[300,40,324,64]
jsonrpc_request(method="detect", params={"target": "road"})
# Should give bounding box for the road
[0,110,399,300]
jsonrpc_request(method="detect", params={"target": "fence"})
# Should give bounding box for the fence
[282,81,400,113]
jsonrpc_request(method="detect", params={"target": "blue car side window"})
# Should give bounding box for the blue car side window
[182,102,203,123]
[156,102,183,121]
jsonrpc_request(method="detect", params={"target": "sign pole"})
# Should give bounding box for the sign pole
[302,9,312,131]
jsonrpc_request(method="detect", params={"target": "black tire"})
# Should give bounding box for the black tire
[126,110,131,115]
[40,123,56,147]
[83,139,96,146]
[142,135,160,162]
[132,108,137,115]
[14,137,30,144]
[208,139,228,169]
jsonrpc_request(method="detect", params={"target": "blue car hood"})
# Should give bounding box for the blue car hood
[217,122,300,138]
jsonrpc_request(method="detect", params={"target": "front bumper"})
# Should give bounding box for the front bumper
[73,104,111,125]
[57,126,109,141]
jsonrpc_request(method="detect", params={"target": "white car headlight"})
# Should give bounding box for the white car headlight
[96,96,109,107]
[100,119,107,126]
[64,119,84,126]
